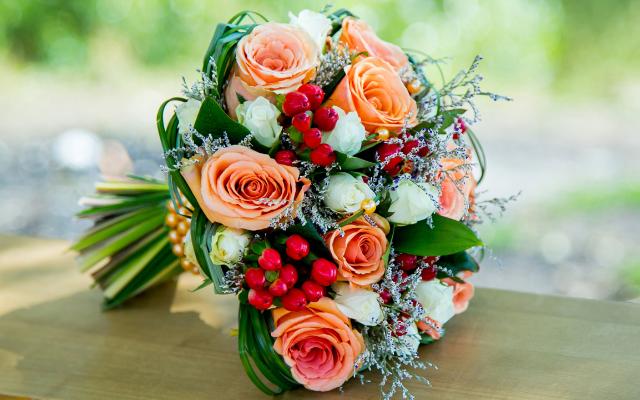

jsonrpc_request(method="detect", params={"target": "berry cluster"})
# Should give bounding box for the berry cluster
[274,84,340,168]
[246,234,339,311]
[376,137,429,176]
[378,254,438,306]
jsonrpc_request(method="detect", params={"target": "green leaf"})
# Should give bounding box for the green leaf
[437,251,480,276]
[189,208,228,294]
[191,278,213,292]
[336,152,376,171]
[193,96,251,143]
[393,214,482,256]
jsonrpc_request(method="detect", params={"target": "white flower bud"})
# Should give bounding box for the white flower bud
[333,282,384,326]
[324,172,375,214]
[323,107,366,156]
[209,226,251,265]
[288,10,331,54]
[415,280,455,326]
[176,98,202,135]
[387,179,438,225]
[236,96,282,147]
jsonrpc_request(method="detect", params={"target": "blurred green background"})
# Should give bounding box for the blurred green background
[0,0,638,300]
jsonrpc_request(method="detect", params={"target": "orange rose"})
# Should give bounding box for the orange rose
[325,56,418,133]
[224,22,318,118]
[325,217,388,286]
[443,276,475,314]
[339,17,408,70]
[271,298,365,391]
[438,151,476,220]
[181,145,310,231]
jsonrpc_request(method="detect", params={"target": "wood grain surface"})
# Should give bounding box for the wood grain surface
[1,235,639,400]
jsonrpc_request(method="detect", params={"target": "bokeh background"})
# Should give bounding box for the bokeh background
[1,0,639,300]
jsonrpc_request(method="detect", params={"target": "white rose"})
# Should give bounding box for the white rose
[176,98,202,135]
[392,322,421,358]
[209,226,251,265]
[333,282,384,326]
[235,96,282,147]
[415,280,455,326]
[387,179,439,225]
[288,9,331,54]
[323,107,366,156]
[324,172,375,214]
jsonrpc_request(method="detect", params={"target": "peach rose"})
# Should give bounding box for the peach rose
[339,17,408,70]
[224,22,318,118]
[325,56,418,133]
[443,277,474,314]
[181,145,310,231]
[438,152,476,221]
[271,297,365,392]
[325,217,388,286]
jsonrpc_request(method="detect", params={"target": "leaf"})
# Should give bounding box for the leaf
[194,96,251,143]
[420,329,444,345]
[393,214,482,256]
[336,152,376,171]
[189,208,228,294]
[437,251,480,276]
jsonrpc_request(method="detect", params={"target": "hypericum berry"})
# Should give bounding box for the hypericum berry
[301,280,325,302]
[282,288,308,311]
[258,248,282,271]
[268,279,289,297]
[285,234,310,261]
[396,253,418,271]
[297,84,325,110]
[302,128,322,149]
[245,267,266,290]
[282,92,310,117]
[421,264,437,281]
[313,107,339,131]
[274,150,297,166]
[279,264,299,288]
[292,112,312,132]
[310,143,336,167]
[311,258,338,286]
[376,143,403,175]
[248,288,273,310]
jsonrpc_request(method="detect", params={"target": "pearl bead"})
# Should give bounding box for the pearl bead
[361,199,377,215]
[375,128,390,141]
[176,220,189,236]
[165,213,178,228]
[407,79,423,94]
[172,243,185,257]
[168,229,181,244]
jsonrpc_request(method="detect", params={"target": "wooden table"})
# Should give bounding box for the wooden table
[1,235,639,400]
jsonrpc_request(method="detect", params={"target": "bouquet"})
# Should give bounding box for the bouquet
[74,7,509,399]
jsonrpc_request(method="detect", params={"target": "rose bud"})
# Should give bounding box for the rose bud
[377,143,403,175]
[282,92,310,117]
[245,267,266,290]
[268,279,289,297]
[298,84,325,110]
[258,248,282,271]
[248,288,273,310]
[302,128,322,149]
[292,111,312,132]
[279,264,299,288]
[285,234,310,261]
[396,253,418,271]
[309,143,336,167]
[274,149,297,166]
[313,107,339,131]
[281,288,309,311]
[311,258,338,286]
[301,280,325,302]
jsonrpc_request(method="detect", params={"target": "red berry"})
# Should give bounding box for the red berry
[394,321,407,336]
[311,258,338,286]
[396,253,418,271]
[248,288,273,310]
[280,264,299,288]
[313,107,339,131]
[282,288,308,311]
[301,280,325,302]
[309,143,336,167]
[292,112,312,132]
[421,264,437,281]
[282,92,310,117]
[268,279,289,297]
[258,248,282,271]
[245,268,266,290]
[285,234,310,261]
[274,150,297,166]
[298,84,325,110]
[302,128,322,149]
[379,289,392,304]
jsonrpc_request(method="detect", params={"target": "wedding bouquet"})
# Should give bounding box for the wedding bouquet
[74,7,508,399]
